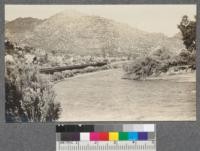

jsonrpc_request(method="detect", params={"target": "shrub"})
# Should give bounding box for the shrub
[5,41,61,122]
[83,66,96,73]
[123,54,167,80]
[53,72,64,81]
[99,65,111,70]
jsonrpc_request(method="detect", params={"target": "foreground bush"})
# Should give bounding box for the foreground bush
[5,40,61,122]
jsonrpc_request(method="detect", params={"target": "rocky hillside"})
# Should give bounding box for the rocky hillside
[5,10,184,57]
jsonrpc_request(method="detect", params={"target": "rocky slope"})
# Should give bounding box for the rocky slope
[5,10,184,57]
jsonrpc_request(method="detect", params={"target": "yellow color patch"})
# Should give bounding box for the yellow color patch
[109,132,119,141]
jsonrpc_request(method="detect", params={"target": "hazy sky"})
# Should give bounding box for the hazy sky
[5,5,196,37]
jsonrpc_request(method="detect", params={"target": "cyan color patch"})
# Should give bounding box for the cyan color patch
[128,132,138,140]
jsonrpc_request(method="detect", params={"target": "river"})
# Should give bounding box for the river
[54,69,196,121]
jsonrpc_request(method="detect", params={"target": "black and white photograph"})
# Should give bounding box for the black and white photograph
[5,5,196,122]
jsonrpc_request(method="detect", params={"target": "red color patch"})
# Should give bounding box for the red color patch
[99,132,109,141]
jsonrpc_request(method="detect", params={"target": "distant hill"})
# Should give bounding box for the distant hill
[5,17,44,44]
[5,10,184,57]
[6,17,43,33]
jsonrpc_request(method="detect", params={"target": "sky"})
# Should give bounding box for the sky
[5,5,196,37]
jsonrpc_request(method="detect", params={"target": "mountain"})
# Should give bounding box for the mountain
[5,10,184,57]
[5,17,44,44]
[6,17,43,33]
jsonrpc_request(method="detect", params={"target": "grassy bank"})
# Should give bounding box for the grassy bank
[48,64,113,82]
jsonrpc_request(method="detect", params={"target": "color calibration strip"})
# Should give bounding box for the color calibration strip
[56,124,156,151]
[57,131,154,141]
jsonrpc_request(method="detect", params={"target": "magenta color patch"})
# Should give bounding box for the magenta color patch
[90,132,99,141]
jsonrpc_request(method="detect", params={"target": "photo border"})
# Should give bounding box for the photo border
[0,0,200,151]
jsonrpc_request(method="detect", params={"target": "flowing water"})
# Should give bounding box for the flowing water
[54,69,196,121]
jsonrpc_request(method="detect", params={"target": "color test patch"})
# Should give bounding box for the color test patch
[109,132,119,141]
[138,132,148,140]
[90,132,99,141]
[80,132,90,141]
[119,132,128,140]
[99,132,109,141]
[61,132,80,141]
[128,132,138,141]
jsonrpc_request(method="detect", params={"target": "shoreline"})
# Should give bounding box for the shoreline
[53,68,196,85]
[52,68,114,84]
[146,70,196,82]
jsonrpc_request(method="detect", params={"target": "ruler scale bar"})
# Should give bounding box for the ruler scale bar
[57,141,156,151]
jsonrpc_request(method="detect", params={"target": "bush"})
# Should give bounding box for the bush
[150,46,172,60]
[52,72,64,81]
[5,41,61,122]
[98,65,112,70]
[82,66,96,73]
[168,49,195,68]
[123,53,167,80]
[62,70,74,78]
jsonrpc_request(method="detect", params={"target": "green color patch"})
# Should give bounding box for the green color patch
[119,132,128,140]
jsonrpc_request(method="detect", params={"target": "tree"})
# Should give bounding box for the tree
[178,15,196,52]
[178,15,196,68]
[5,39,15,54]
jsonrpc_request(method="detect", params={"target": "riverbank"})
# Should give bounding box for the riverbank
[54,67,196,84]
[48,61,132,83]
[147,70,196,82]
[49,64,112,83]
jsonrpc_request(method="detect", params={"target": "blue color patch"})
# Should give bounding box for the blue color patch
[128,132,138,140]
